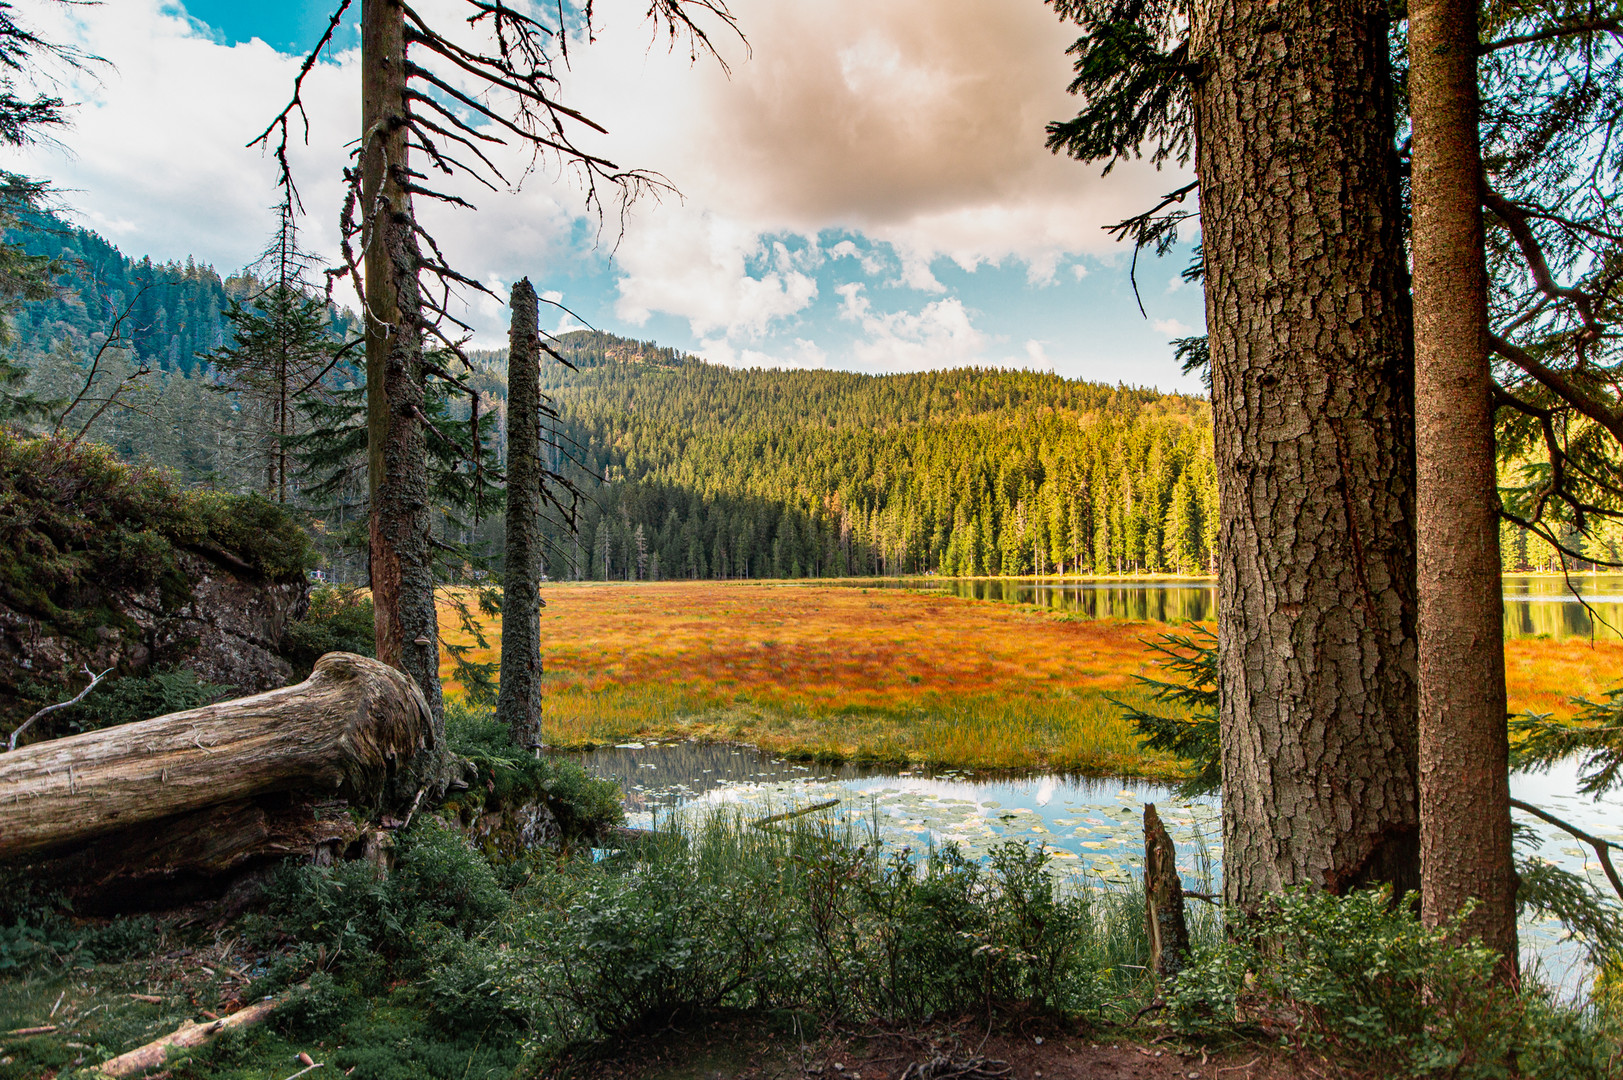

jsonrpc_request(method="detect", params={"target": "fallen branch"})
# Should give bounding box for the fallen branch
[5,665,113,752]
[95,996,282,1077]
[753,799,840,829]
[5,1025,57,1036]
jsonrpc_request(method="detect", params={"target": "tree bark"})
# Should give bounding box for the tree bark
[1408,0,1519,966]
[1192,0,1420,908]
[0,653,433,862]
[362,0,443,726]
[497,279,545,749]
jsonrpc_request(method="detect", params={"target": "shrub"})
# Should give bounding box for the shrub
[275,971,361,1038]
[251,818,511,992]
[1169,886,1623,1078]
[477,815,1133,1055]
[392,817,511,937]
[444,701,624,839]
[46,668,229,737]
[281,585,375,677]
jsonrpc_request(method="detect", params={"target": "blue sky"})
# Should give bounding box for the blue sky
[21,0,1206,389]
[168,0,357,52]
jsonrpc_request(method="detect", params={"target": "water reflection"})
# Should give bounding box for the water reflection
[565,741,1623,991]
[857,574,1623,640]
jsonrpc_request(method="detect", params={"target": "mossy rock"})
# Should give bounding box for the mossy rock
[0,433,315,730]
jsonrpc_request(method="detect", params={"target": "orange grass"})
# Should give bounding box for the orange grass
[1504,637,1623,717]
[438,582,1182,776]
[435,582,1623,776]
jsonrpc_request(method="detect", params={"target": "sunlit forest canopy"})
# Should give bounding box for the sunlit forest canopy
[476,331,1219,580]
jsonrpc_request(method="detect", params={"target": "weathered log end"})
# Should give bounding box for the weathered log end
[0,653,435,882]
[315,651,437,807]
[1144,802,1190,980]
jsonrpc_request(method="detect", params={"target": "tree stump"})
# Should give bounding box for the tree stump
[1144,802,1190,979]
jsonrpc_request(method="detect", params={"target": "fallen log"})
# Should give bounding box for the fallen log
[95,995,282,1078]
[0,652,432,863]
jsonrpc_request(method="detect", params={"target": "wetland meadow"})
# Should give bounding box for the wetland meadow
[437,575,1623,777]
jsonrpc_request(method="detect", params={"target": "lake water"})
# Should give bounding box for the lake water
[566,741,1623,990]
[860,574,1623,640]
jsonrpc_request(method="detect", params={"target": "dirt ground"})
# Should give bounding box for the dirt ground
[558,1017,1311,1080]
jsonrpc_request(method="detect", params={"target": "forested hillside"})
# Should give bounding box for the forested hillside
[6,214,357,373]
[520,333,1218,580]
[2,217,1598,581]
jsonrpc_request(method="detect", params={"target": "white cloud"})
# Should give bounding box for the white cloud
[6,0,1195,367]
[1025,339,1049,367]
[697,335,829,369]
[835,282,986,370]
[893,248,946,293]
[11,1,354,273]
[829,239,886,276]
[1154,318,1194,337]
[613,211,818,338]
[544,0,1187,327]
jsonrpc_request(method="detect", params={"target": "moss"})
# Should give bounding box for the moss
[281,585,375,679]
[0,433,312,619]
[0,433,314,712]
[443,701,624,840]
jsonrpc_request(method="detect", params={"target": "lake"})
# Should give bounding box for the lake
[567,740,1623,989]
[862,574,1623,640]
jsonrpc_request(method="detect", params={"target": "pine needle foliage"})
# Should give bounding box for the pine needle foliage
[1109,624,1219,797]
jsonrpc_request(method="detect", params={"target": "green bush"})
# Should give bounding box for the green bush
[392,817,511,936]
[457,815,1139,1055]
[281,585,375,677]
[444,701,624,839]
[1169,887,1622,1078]
[43,668,229,737]
[251,817,511,992]
[275,971,361,1038]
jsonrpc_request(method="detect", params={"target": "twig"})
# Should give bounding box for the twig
[5,1025,57,1036]
[1510,796,1623,900]
[281,1062,325,1080]
[401,786,426,830]
[5,665,112,751]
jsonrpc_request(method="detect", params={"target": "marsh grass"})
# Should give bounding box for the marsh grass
[437,582,1190,776]
[434,582,1620,778]
[539,684,1173,775]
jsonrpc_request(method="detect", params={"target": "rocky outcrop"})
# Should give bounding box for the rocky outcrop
[0,433,315,724]
[0,549,308,703]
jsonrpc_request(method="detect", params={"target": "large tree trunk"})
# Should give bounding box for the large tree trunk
[1192,0,1420,908]
[0,653,432,863]
[496,279,545,749]
[1408,0,1518,965]
[363,0,443,727]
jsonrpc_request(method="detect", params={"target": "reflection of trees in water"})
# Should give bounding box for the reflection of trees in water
[888,576,1623,640]
[950,579,1218,623]
[1502,600,1623,640]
